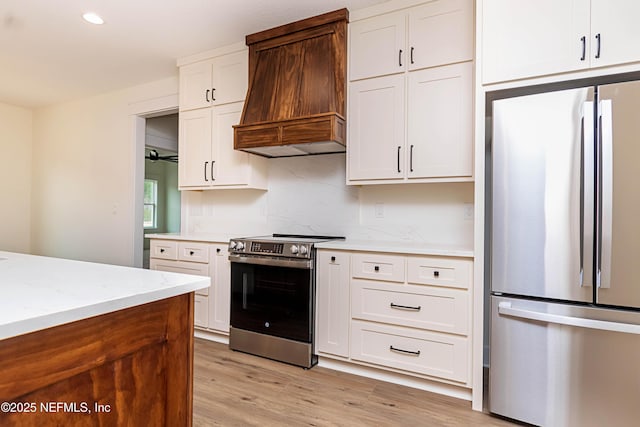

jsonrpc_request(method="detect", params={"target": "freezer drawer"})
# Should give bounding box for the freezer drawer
[490,296,640,426]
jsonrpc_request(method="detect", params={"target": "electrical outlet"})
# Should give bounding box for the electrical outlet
[374,203,384,218]
[463,203,474,220]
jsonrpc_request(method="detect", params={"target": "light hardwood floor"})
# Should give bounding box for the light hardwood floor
[193,339,517,426]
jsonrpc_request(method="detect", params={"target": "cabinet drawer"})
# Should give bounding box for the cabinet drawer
[194,294,209,328]
[149,259,210,295]
[351,320,468,383]
[178,241,209,263]
[352,281,468,335]
[352,253,405,283]
[407,256,472,289]
[150,240,178,260]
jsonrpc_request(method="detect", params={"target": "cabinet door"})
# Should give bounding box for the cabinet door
[209,244,231,333]
[179,109,212,188]
[194,295,209,328]
[316,251,350,357]
[407,63,472,179]
[482,0,590,84]
[179,60,213,111]
[349,10,406,81]
[211,50,248,106]
[348,74,405,181]
[408,0,473,71]
[590,0,640,68]
[211,102,250,186]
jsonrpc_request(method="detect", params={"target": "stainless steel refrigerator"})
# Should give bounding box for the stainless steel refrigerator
[488,75,640,426]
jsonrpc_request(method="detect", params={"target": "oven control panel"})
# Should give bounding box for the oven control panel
[229,239,313,258]
[251,242,284,254]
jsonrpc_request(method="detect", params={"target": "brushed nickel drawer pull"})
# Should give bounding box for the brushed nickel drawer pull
[390,345,420,356]
[390,303,421,311]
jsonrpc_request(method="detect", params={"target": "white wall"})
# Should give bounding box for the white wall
[0,102,32,253]
[30,77,178,265]
[184,153,474,248]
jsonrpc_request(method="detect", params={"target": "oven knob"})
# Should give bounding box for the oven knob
[236,242,245,250]
[229,241,237,249]
[299,245,308,255]
[290,245,299,254]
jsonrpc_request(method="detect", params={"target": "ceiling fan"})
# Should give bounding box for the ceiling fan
[145,149,178,163]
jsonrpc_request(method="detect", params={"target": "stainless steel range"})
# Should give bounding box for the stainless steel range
[228,234,343,368]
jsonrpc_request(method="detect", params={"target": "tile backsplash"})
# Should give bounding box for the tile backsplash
[183,153,473,247]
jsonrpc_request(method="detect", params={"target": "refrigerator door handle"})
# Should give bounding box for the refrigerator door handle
[581,101,595,288]
[598,100,613,289]
[498,302,640,334]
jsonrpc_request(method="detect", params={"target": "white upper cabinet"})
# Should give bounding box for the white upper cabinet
[348,74,406,181]
[350,11,407,81]
[210,103,252,186]
[179,108,213,188]
[350,0,473,81]
[179,50,248,111]
[407,63,472,179]
[347,0,474,184]
[179,102,267,190]
[482,0,640,84]
[408,0,474,71]
[180,61,214,111]
[590,0,640,68]
[178,47,267,190]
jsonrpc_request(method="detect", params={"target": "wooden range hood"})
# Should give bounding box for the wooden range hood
[233,9,348,157]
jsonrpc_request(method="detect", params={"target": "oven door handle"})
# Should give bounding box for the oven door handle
[228,254,313,269]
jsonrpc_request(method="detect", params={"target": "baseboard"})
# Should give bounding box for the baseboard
[194,328,229,345]
[317,356,472,402]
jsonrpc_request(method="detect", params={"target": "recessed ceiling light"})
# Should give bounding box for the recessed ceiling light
[82,12,104,25]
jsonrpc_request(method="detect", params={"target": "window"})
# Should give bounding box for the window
[144,179,158,229]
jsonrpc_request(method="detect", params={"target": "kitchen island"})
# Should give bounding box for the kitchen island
[0,251,209,426]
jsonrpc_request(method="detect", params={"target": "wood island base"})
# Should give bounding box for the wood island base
[0,293,194,426]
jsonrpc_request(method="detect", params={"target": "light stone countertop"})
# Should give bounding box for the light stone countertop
[145,232,233,243]
[146,233,474,257]
[0,251,210,341]
[314,239,474,257]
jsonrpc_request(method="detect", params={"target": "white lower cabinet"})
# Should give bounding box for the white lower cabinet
[316,249,473,388]
[351,280,469,335]
[316,251,351,358]
[149,238,230,334]
[194,295,210,328]
[208,244,230,333]
[351,320,469,383]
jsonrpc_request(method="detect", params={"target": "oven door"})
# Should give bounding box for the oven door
[230,255,314,343]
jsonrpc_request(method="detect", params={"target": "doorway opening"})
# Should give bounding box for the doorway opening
[142,113,180,268]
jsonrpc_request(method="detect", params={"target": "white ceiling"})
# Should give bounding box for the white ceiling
[0,0,387,109]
